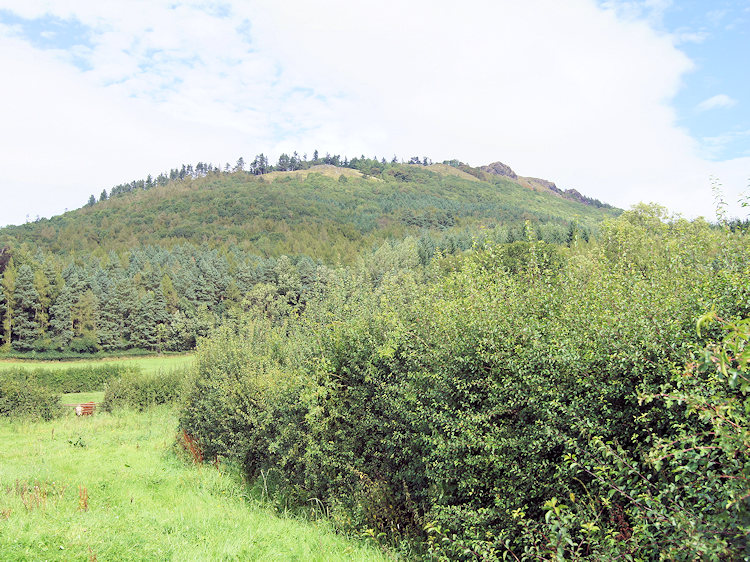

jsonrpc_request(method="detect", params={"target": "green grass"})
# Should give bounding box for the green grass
[0,354,194,376]
[61,391,105,404]
[0,407,390,561]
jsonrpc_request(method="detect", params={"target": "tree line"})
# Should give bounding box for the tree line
[85,152,613,210]
[0,229,538,355]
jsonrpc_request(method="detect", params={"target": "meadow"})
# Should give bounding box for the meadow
[0,354,194,375]
[0,406,390,561]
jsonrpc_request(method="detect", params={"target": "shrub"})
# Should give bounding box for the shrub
[0,379,62,420]
[0,364,137,393]
[505,314,750,560]
[178,209,750,556]
[69,335,101,354]
[179,319,306,471]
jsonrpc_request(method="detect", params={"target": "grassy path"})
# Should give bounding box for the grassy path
[0,408,390,561]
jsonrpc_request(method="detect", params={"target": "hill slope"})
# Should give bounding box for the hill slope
[1,161,618,261]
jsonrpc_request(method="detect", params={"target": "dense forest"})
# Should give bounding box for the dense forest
[0,157,617,355]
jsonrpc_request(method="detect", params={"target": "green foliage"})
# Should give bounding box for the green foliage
[11,265,40,351]
[0,378,61,420]
[0,363,137,393]
[177,207,750,557]
[0,163,616,261]
[179,319,305,470]
[507,314,750,560]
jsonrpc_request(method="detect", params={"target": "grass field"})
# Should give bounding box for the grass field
[0,354,194,375]
[61,391,105,404]
[0,407,390,561]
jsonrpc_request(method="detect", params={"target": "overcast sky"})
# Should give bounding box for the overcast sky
[0,0,748,227]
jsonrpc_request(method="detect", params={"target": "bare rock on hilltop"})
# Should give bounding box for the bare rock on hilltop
[480,162,518,179]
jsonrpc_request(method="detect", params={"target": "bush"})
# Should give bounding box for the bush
[178,209,750,557]
[179,319,306,472]
[69,335,102,354]
[0,379,62,420]
[102,369,188,411]
[0,364,137,393]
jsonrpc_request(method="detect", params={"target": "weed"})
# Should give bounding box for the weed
[69,435,87,448]
[78,486,89,511]
[179,430,203,464]
[7,480,66,512]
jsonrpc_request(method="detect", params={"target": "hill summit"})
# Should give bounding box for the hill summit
[1,155,618,260]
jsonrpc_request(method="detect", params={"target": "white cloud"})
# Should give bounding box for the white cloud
[0,0,747,227]
[696,94,738,112]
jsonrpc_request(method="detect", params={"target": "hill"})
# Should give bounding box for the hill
[0,157,619,355]
[0,160,618,261]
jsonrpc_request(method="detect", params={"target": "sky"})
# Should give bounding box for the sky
[0,0,748,227]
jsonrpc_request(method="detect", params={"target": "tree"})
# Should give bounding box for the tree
[1,260,17,347]
[11,265,41,351]
[97,279,124,351]
[72,289,98,339]
[131,292,158,350]
[49,284,75,348]
[0,283,6,349]
[86,194,96,207]
[33,267,53,339]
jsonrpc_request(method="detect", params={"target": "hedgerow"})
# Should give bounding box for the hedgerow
[179,206,750,558]
[0,364,137,393]
[0,379,62,420]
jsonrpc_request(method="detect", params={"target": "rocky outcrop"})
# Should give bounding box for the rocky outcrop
[480,162,518,179]
[521,176,561,194]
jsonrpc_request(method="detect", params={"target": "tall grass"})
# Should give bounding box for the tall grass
[0,407,389,560]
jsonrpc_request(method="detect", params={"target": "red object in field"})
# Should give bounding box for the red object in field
[75,402,96,416]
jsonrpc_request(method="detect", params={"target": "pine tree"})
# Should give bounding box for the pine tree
[72,289,98,338]
[131,292,158,350]
[33,267,53,338]
[114,279,138,344]
[97,280,124,351]
[49,284,75,348]
[1,259,16,347]
[0,284,6,348]
[12,265,41,351]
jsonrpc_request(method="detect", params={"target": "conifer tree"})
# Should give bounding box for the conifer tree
[97,280,124,350]
[12,265,41,351]
[0,260,16,347]
[33,267,52,338]
[0,284,6,348]
[131,292,160,349]
[49,284,75,348]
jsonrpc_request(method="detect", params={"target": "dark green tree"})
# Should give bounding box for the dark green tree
[11,265,41,351]
[49,284,75,348]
